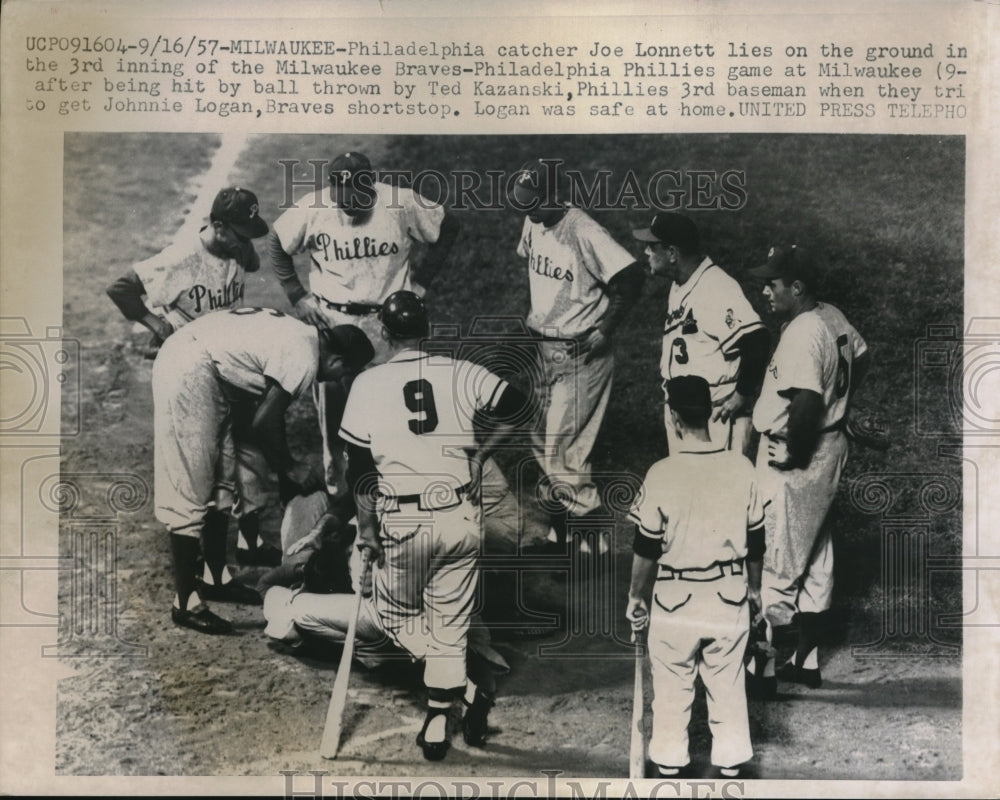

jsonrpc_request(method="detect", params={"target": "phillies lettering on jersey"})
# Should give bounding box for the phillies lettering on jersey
[311,233,402,263]
[273,183,445,305]
[517,207,632,337]
[187,277,245,314]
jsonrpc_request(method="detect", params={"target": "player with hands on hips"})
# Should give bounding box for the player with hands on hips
[153,307,374,635]
[511,158,645,554]
[632,212,770,455]
[266,151,460,500]
[626,374,765,779]
[339,291,530,761]
[748,244,869,693]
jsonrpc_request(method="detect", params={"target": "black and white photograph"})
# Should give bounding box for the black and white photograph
[51,131,963,780]
[1,2,997,797]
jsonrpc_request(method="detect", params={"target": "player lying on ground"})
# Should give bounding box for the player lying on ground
[259,491,510,677]
[152,307,374,635]
[340,291,531,761]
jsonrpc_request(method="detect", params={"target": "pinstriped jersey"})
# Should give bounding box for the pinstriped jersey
[629,442,765,569]
[662,259,765,405]
[339,350,508,497]
[133,227,247,331]
[272,183,445,305]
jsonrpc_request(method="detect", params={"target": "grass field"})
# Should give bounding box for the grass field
[56,132,964,777]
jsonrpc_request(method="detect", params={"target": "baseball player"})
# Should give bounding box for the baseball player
[153,307,374,634]
[267,151,460,499]
[339,291,529,760]
[748,245,869,691]
[632,212,770,455]
[510,159,645,554]
[107,186,279,566]
[626,374,765,779]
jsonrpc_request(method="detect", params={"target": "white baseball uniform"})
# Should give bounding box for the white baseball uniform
[153,309,318,536]
[630,440,764,770]
[517,206,634,517]
[661,258,765,454]
[273,182,447,497]
[339,349,508,691]
[131,227,270,515]
[752,302,868,618]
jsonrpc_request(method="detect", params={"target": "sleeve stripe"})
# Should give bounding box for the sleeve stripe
[338,426,371,447]
[719,320,766,351]
[484,378,509,411]
[627,511,662,536]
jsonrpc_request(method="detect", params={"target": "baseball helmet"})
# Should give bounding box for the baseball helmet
[379,290,429,339]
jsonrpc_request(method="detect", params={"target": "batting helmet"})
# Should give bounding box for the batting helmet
[379,290,429,339]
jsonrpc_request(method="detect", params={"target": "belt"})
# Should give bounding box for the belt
[658,558,744,582]
[314,295,383,316]
[382,482,472,512]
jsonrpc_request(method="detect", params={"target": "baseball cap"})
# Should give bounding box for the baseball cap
[328,151,372,183]
[632,212,700,252]
[210,187,269,239]
[320,324,375,371]
[665,374,712,417]
[509,158,556,207]
[750,244,817,288]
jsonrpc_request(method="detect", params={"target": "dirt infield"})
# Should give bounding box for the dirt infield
[56,132,962,781]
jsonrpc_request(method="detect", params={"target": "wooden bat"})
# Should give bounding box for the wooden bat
[629,632,647,779]
[320,551,371,759]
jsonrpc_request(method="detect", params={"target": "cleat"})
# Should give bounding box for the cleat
[462,689,495,747]
[416,709,450,761]
[171,603,233,635]
[775,661,822,689]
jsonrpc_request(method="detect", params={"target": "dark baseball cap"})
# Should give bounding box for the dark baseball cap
[665,374,712,417]
[632,212,700,252]
[320,324,375,371]
[329,151,372,183]
[750,244,817,287]
[509,158,556,206]
[210,187,269,239]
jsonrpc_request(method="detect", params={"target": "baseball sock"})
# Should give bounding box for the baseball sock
[795,612,822,669]
[424,688,454,743]
[169,533,202,611]
[201,509,233,586]
[236,510,261,551]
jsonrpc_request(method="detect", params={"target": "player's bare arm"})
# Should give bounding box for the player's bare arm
[583,261,646,364]
[344,441,383,569]
[769,388,825,469]
[106,270,175,341]
[626,549,657,632]
[412,212,460,293]
[712,327,771,422]
[252,378,322,497]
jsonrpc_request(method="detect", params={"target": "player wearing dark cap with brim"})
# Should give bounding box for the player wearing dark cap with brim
[747,244,870,693]
[627,373,765,779]
[633,211,770,457]
[152,308,374,634]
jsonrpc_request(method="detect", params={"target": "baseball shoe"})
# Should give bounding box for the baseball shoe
[416,709,451,761]
[462,689,495,747]
[197,578,262,606]
[171,603,233,635]
[775,661,822,689]
[235,544,283,567]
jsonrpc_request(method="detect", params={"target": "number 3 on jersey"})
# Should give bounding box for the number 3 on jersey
[404,379,439,434]
[671,337,689,366]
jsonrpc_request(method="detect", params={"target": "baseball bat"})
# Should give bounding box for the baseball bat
[320,551,371,759]
[629,632,646,779]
